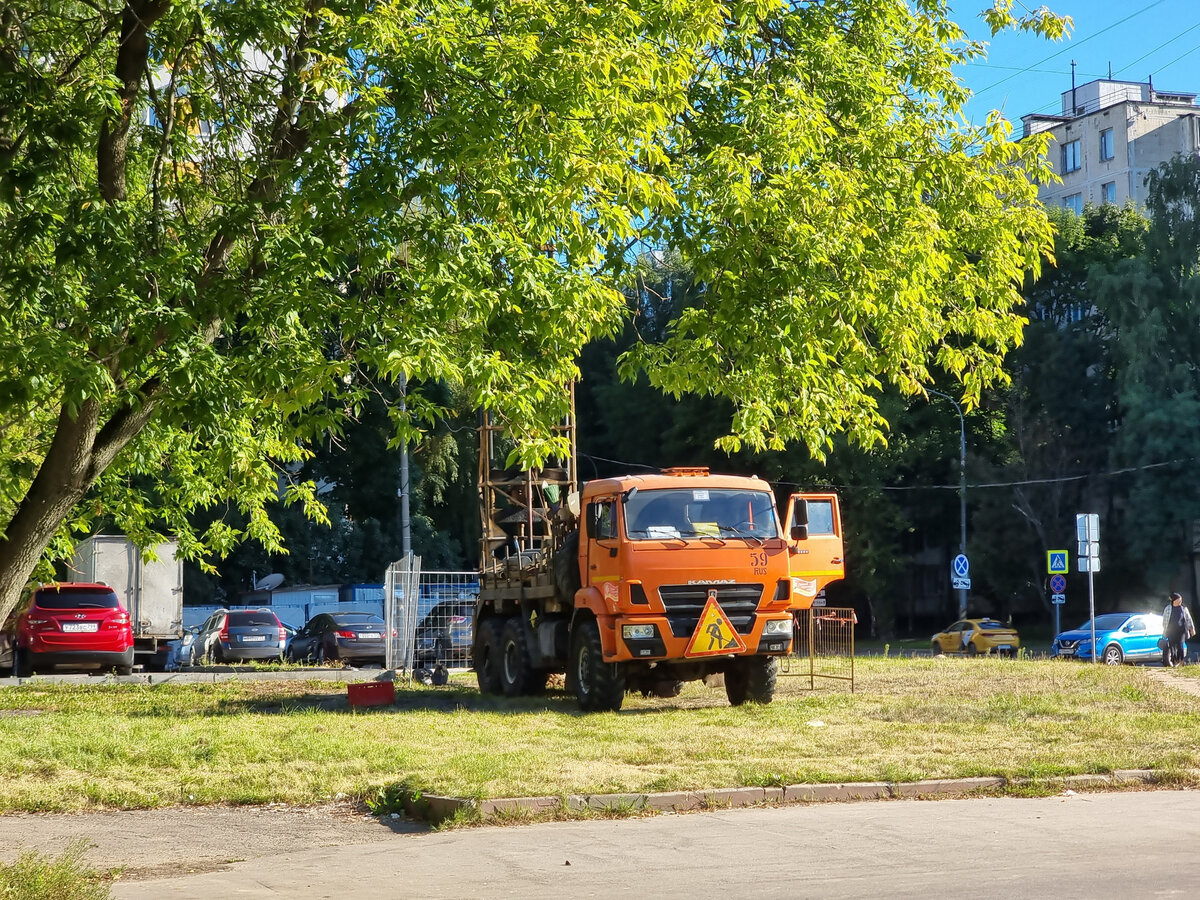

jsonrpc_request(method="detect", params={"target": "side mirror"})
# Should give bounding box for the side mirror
[791,524,808,541]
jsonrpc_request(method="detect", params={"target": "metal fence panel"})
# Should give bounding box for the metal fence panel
[780,607,856,691]
[384,554,422,678]
[412,571,479,668]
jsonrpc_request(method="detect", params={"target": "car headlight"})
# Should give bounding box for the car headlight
[762,618,793,636]
[622,624,655,640]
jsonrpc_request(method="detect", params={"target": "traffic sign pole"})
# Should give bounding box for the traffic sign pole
[1076,514,1100,664]
[1047,556,1068,642]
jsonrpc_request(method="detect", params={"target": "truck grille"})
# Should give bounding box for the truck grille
[657,584,764,637]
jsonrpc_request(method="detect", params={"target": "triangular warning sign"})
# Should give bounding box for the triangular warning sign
[685,593,748,658]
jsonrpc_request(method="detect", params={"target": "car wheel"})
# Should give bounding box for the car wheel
[315,644,327,665]
[1103,644,1124,666]
[930,641,941,656]
[14,648,31,678]
[966,641,978,657]
[726,656,777,706]
[116,665,133,676]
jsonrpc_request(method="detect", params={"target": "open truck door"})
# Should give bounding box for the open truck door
[784,493,844,609]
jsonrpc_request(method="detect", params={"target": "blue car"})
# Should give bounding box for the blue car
[1052,612,1168,666]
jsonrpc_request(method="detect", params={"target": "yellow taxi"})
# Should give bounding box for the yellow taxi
[931,618,1020,657]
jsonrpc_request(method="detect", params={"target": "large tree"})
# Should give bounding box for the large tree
[0,0,1061,620]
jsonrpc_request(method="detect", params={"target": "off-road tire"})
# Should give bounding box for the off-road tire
[500,617,544,696]
[474,617,505,695]
[725,655,777,706]
[570,616,625,712]
[554,530,582,603]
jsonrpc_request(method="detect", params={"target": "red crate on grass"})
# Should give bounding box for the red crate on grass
[347,680,395,707]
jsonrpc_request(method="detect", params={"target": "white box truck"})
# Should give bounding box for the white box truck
[69,536,184,670]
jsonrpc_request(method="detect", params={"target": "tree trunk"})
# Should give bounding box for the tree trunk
[0,401,102,621]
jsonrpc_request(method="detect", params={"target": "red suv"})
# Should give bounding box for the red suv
[15,583,135,676]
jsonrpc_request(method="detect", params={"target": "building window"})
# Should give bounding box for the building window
[1063,193,1083,215]
[1099,128,1114,161]
[1061,139,1082,173]
[1102,182,1116,204]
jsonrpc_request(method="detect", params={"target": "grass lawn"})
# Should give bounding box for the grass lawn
[0,656,1197,813]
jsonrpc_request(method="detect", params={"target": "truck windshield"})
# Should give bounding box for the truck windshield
[623,488,779,541]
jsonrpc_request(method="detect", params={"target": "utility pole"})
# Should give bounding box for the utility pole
[399,374,411,558]
[929,389,968,620]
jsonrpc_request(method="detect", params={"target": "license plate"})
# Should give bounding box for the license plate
[358,632,381,639]
[1058,649,1075,657]
[61,622,98,633]
[996,645,1012,651]
[241,635,267,642]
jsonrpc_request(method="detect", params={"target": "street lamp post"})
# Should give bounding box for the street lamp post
[928,389,967,620]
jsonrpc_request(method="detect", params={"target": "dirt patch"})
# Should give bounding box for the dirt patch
[1146,668,1200,697]
[0,801,424,882]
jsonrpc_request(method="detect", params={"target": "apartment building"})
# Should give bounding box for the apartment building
[1022,78,1200,213]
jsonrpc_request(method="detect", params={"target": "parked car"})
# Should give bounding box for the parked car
[14,583,135,675]
[415,601,474,665]
[1053,612,1165,665]
[193,608,288,663]
[931,618,1020,657]
[164,625,200,671]
[285,612,387,666]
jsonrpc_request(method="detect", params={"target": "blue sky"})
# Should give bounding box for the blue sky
[954,0,1200,127]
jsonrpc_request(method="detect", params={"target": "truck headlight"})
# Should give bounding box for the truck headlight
[622,624,655,640]
[762,618,793,636]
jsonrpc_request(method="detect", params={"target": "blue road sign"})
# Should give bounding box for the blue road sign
[1051,593,1066,605]
[1047,550,1068,574]
[1050,574,1066,594]
[952,554,970,578]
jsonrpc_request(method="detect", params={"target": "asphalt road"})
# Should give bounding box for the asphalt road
[6,789,1188,899]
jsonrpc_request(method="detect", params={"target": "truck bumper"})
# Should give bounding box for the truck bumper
[605,612,793,663]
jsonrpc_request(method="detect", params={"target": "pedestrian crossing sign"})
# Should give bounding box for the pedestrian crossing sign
[685,593,747,658]
[1047,550,1068,574]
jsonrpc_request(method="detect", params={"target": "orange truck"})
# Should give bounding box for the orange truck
[473,418,844,710]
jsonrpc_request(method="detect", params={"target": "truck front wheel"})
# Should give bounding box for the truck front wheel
[474,618,505,695]
[500,618,546,696]
[725,656,778,706]
[570,618,625,712]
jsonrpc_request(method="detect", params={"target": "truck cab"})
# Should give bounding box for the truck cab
[571,469,797,668]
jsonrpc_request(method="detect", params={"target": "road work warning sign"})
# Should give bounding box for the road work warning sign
[685,592,748,657]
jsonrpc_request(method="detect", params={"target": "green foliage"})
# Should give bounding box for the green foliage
[1091,157,1200,578]
[0,841,111,900]
[0,1,1058,616]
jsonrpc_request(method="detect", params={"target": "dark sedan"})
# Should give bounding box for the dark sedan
[415,601,474,666]
[286,612,387,666]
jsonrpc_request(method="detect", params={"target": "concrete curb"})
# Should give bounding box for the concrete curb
[412,769,1175,824]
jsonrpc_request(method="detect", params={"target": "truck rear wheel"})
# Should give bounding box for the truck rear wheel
[500,618,546,696]
[475,617,505,695]
[570,617,625,712]
[725,656,777,706]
